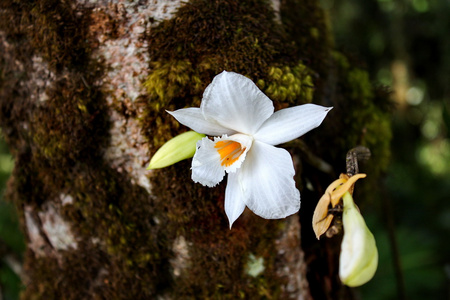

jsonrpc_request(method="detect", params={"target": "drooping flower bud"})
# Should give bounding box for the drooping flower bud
[339,192,378,287]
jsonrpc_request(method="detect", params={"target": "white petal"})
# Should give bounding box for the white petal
[224,173,246,228]
[254,104,332,145]
[238,141,300,219]
[191,137,226,187]
[168,108,235,136]
[201,71,274,135]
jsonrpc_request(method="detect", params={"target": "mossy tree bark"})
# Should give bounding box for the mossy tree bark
[0,0,391,299]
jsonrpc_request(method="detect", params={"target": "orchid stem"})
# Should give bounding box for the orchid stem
[346,146,371,176]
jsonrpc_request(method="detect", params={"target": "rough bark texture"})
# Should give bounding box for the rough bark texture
[0,0,391,299]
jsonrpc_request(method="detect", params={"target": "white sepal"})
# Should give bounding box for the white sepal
[201,71,274,135]
[167,108,235,136]
[254,104,332,145]
[224,173,246,228]
[238,141,300,219]
[191,137,226,187]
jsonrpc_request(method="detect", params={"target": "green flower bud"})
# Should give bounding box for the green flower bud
[147,131,205,170]
[339,192,378,287]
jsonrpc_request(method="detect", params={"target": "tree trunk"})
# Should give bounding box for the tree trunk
[0,0,391,299]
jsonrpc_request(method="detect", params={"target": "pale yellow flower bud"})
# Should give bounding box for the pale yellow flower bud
[339,192,378,287]
[147,131,205,170]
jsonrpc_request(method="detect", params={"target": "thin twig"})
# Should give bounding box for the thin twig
[382,188,407,300]
[0,238,26,282]
[286,139,334,175]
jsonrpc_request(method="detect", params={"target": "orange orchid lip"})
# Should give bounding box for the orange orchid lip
[214,140,246,167]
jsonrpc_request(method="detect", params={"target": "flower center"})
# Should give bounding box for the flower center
[214,140,246,167]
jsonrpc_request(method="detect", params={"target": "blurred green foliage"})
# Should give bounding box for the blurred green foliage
[323,0,450,298]
[0,131,24,300]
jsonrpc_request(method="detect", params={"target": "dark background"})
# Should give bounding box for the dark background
[325,0,450,299]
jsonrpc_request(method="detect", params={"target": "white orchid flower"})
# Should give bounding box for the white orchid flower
[168,71,332,228]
